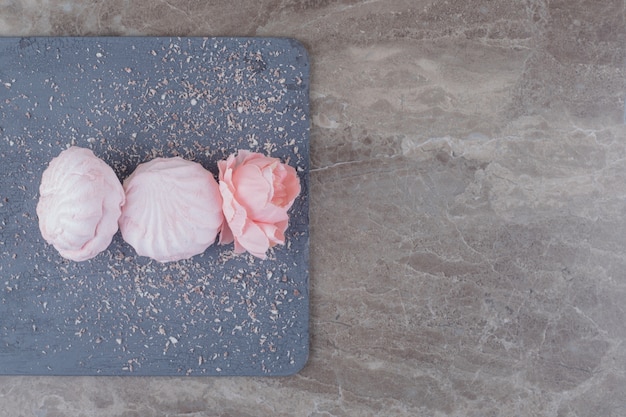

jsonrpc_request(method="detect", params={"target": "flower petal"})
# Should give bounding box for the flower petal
[232,164,272,216]
[236,220,270,259]
[271,163,301,208]
[257,222,286,246]
[250,203,289,224]
[218,221,234,245]
[233,239,247,254]
[217,159,229,182]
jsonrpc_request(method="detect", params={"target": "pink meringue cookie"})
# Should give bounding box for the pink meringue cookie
[36,146,125,262]
[119,157,224,263]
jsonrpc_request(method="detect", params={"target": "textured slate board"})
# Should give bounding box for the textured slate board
[0,37,309,376]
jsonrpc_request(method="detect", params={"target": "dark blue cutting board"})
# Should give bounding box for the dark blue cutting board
[0,37,309,376]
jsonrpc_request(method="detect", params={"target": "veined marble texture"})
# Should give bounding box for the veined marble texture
[1,0,626,416]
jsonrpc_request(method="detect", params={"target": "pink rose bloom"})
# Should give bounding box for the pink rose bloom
[218,150,301,259]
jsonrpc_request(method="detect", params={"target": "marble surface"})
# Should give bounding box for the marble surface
[1,0,625,415]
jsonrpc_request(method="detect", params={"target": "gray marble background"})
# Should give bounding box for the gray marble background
[1,0,625,416]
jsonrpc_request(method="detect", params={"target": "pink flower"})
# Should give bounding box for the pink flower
[218,150,301,259]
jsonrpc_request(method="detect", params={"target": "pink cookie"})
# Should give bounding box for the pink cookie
[119,157,224,263]
[37,146,125,262]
